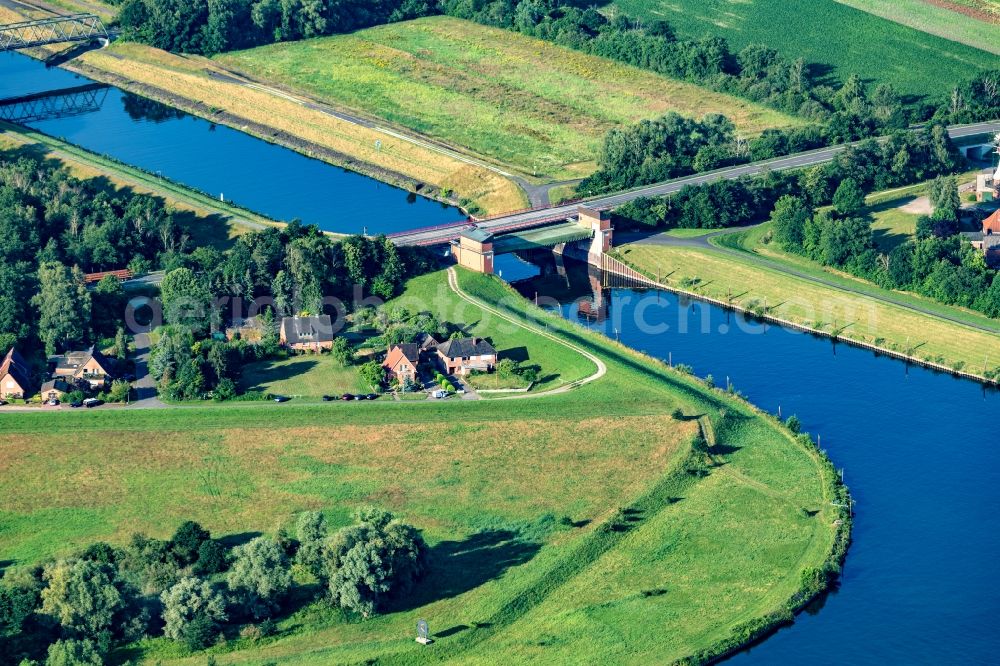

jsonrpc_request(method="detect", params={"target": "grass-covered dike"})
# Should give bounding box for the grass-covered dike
[0,270,851,664]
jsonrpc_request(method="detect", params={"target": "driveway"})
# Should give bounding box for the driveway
[129,332,166,408]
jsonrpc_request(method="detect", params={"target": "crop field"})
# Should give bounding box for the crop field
[216,16,801,181]
[612,0,998,99]
[838,0,1000,54]
[0,269,840,665]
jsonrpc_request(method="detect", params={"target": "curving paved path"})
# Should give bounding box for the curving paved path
[446,268,607,398]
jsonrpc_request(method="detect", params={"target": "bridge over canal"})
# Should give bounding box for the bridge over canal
[0,13,109,51]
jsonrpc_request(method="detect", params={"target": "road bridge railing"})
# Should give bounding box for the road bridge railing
[0,13,109,52]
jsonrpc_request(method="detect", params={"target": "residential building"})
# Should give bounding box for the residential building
[0,348,30,400]
[40,378,75,402]
[279,315,334,352]
[383,343,421,384]
[968,210,1000,267]
[436,337,498,376]
[52,346,115,389]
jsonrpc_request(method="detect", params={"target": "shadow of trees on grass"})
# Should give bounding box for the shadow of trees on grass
[386,529,541,612]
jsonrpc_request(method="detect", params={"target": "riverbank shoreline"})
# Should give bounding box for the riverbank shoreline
[606,250,1000,387]
[0,120,297,242]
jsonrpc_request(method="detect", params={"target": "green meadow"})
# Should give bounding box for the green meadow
[216,16,800,180]
[0,269,843,664]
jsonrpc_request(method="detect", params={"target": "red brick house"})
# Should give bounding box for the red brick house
[0,348,30,400]
[436,337,497,376]
[383,343,420,384]
[52,346,116,389]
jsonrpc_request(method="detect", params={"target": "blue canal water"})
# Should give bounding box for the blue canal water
[0,52,462,234]
[510,256,1000,665]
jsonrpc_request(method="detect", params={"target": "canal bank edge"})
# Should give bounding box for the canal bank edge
[474,273,852,664]
[57,57,483,214]
[0,120,291,237]
[606,250,1000,387]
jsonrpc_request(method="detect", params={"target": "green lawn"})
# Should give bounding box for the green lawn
[612,0,997,100]
[837,0,1000,54]
[615,210,1000,374]
[216,16,800,181]
[238,355,371,400]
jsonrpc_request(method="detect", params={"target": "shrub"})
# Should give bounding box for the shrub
[193,540,229,576]
[324,508,428,618]
[786,415,802,434]
[226,537,292,620]
[160,577,227,645]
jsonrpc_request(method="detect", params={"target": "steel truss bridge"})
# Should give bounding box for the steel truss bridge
[0,83,109,123]
[0,13,108,51]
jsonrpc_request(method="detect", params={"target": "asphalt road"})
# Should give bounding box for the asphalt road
[391,120,1000,246]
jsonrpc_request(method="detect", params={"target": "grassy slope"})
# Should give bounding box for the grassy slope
[0,122,273,250]
[0,270,839,665]
[618,209,1000,373]
[613,0,997,100]
[70,43,525,216]
[216,16,801,181]
[836,0,1000,54]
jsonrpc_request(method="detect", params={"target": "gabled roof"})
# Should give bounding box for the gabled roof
[415,333,439,351]
[41,378,74,394]
[54,346,115,376]
[0,347,29,389]
[436,337,497,359]
[280,315,334,345]
[984,209,1000,235]
[383,343,420,370]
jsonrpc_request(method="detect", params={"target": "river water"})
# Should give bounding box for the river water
[505,254,1000,665]
[0,52,462,235]
[5,48,1000,664]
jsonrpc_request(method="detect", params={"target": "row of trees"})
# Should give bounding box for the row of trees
[0,509,427,664]
[114,0,432,54]
[612,125,960,231]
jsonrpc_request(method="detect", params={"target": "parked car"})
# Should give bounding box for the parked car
[366,393,379,400]
[273,395,290,403]
[83,398,102,408]
[353,394,363,400]
[0,399,7,406]
[432,389,448,399]
[341,393,353,401]
[70,400,83,408]
[46,399,60,406]
[322,395,335,402]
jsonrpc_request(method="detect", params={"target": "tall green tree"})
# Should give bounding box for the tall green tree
[32,262,91,355]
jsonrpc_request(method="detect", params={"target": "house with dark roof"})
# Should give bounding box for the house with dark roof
[279,315,334,352]
[0,348,31,400]
[436,337,497,376]
[40,378,77,402]
[383,343,421,384]
[52,346,116,389]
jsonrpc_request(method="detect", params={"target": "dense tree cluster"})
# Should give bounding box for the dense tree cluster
[0,154,185,357]
[114,0,433,54]
[0,511,426,663]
